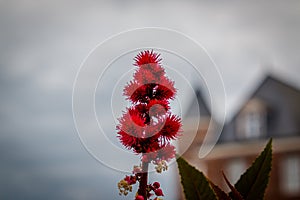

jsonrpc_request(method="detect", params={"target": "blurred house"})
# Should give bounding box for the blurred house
[179,75,300,200]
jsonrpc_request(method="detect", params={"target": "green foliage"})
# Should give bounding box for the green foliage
[177,157,217,200]
[232,139,272,200]
[177,139,272,200]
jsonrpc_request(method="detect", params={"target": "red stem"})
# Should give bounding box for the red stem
[138,160,149,199]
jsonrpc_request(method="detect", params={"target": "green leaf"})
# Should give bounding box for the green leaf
[232,139,272,200]
[177,157,217,200]
[209,180,232,200]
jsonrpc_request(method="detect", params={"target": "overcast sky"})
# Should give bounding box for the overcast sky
[0,1,300,199]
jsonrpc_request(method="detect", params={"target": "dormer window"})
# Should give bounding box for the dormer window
[244,111,264,138]
[236,98,267,139]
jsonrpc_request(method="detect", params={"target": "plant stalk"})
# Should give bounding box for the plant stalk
[138,160,149,199]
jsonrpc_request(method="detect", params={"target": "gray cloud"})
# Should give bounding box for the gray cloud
[0,0,300,199]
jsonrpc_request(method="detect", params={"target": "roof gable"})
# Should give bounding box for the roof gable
[184,88,210,119]
[220,75,300,142]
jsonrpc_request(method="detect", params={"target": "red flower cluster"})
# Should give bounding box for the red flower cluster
[117,50,181,160]
[117,50,182,199]
[123,51,176,103]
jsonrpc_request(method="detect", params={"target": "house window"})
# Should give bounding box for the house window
[236,99,267,140]
[244,112,266,138]
[226,158,247,184]
[280,155,300,195]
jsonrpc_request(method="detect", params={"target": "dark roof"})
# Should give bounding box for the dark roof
[184,88,210,119]
[219,75,300,142]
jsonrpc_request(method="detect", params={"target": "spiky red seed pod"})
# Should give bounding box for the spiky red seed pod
[147,99,169,117]
[117,112,144,136]
[134,50,161,67]
[133,64,166,84]
[154,78,176,100]
[125,83,155,103]
[158,114,181,141]
[117,130,139,149]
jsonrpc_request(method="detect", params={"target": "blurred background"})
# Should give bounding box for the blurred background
[1,0,300,199]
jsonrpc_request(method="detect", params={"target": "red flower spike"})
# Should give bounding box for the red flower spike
[116,50,182,199]
[134,50,162,67]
